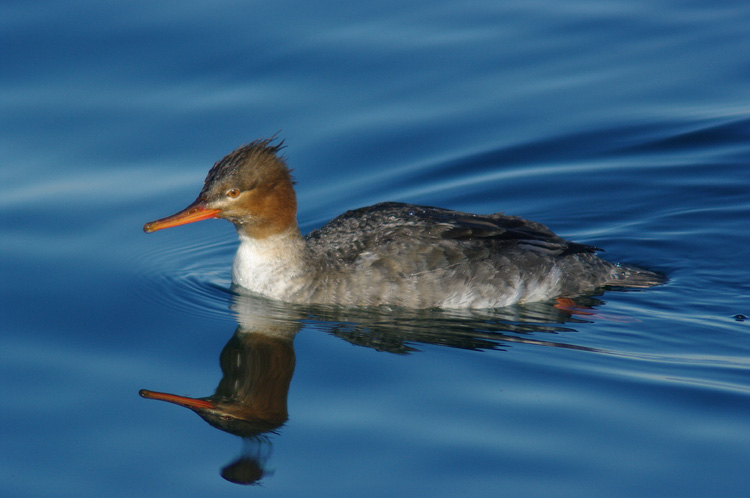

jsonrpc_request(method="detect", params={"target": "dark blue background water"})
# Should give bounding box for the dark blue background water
[3,1,750,496]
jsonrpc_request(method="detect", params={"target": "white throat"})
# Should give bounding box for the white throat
[231,228,307,300]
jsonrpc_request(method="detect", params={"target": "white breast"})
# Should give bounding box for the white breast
[231,229,308,300]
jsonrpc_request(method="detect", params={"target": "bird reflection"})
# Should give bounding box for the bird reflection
[140,291,625,485]
[305,294,616,354]
[140,304,300,485]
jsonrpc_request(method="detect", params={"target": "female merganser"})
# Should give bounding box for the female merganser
[144,139,665,308]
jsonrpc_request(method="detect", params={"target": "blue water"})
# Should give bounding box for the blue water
[2,0,750,496]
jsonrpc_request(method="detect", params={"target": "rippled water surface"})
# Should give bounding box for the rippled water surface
[3,1,750,496]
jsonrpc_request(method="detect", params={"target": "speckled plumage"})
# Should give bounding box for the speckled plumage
[290,202,664,308]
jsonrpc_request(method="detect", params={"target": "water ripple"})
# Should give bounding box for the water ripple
[135,232,237,321]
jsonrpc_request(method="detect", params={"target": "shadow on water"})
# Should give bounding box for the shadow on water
[139,289,639,485]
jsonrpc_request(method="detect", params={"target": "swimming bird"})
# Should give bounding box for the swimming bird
[144,139,664,308]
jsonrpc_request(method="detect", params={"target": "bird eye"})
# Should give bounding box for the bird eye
[226,188,240,198]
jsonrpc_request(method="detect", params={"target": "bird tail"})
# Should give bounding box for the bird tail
[607,264,667,288]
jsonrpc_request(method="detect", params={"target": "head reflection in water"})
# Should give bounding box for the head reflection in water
[140,321,298,485]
